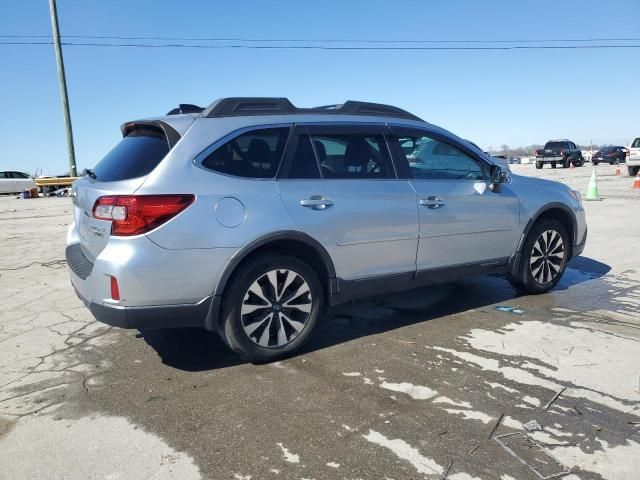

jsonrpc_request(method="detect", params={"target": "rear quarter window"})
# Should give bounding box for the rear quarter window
[201,127,289,179]
[92,127,170,182]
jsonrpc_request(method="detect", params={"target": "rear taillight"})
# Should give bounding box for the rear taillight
[560,149,564,155]
[535,149,541,156]
[93,194,195,236]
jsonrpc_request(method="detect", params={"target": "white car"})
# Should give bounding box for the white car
[627,137,640,176]
[0,171,36,194]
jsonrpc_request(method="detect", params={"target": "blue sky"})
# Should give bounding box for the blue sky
[1,0,639,175]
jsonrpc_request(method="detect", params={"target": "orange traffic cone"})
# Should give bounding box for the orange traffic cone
[615,164,621,176]
[633,173,640,190]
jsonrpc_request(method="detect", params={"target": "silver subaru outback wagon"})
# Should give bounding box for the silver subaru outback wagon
[67,97,587,362]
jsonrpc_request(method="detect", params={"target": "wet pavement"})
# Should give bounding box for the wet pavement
[0,163,638,480]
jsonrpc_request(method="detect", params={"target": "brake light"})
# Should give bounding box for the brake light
[93,195,195,236]
[560,149,564,155]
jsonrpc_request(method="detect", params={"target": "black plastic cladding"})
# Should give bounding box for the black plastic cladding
[199,97,424,122]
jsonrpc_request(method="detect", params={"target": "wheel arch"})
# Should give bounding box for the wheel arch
[205,231,337,331]
[509,202,577,276]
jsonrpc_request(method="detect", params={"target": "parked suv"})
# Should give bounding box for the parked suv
[535,140,584,169]
[627,137,640,176]
[67,98,587,361]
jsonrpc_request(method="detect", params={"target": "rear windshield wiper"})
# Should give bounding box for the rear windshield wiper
[82,168,97,179]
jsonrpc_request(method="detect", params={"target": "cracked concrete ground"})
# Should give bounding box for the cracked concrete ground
[0,164,638,479]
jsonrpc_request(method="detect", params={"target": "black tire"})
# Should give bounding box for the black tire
[592,160,599,166]
[221,253,324,362]
[535,161,543,169]
[562,157,570,168]
[508,219,570,294]
[551,162,557,169]
[576,156,584,167]
[630,166,640,177]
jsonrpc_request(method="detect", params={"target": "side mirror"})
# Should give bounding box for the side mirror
[490,165,509,192]
[490,165,508,184]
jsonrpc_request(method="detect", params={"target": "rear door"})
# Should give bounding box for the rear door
[389,126,520,271]
[11,172,34,191]
[71,124,172,261]
[277,124,419,281]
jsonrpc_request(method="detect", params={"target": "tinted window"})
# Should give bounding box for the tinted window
[92,127,170,182]
[0,172,7,179]
[544,142,569,150]
[202,128,289,179]
[397,135,485,180]
[288,135,320,179]
[310,134,393,179]
[632,138,640,148]
[12,172,30,179]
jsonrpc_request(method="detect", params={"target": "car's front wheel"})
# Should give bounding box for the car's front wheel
[221,253,323,362]
[508,219,570,294]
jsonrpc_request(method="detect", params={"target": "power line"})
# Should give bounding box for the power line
[1,34,639,44]
[2,40,640,51]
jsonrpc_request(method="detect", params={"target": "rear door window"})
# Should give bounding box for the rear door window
[92,126,170,182]
[287,135,321,179]
[201,127,289,179]
[309,133,394,179]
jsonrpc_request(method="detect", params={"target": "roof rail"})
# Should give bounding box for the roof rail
[166,104,205,115]
[200,97,423,122]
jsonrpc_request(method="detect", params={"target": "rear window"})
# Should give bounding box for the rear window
[544,142,569,150]
[92,127,170,182]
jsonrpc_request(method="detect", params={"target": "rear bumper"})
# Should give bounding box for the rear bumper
[536,156,563,162]
[73,285,212,329]
[626,159,640,167]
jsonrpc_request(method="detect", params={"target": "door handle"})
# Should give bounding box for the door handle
[300,196,334,210]
[419,196,445,209]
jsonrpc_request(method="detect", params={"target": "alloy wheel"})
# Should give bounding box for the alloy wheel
[241,269,312,348]
[530,229,565,284]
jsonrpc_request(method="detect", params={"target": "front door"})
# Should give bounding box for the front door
[390,128,520,271]
[277,125,419,281]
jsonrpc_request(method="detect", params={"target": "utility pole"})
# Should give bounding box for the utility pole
[48,0,77,177]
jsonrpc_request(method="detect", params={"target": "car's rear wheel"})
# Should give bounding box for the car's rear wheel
[508,219,569,294]
[629,166,639,176]
[551,162,557,169]
[563,158,570,168]
[221,253,323,362]
[535,161,543,169]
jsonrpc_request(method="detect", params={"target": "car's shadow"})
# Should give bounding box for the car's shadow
[139,255,610,371]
